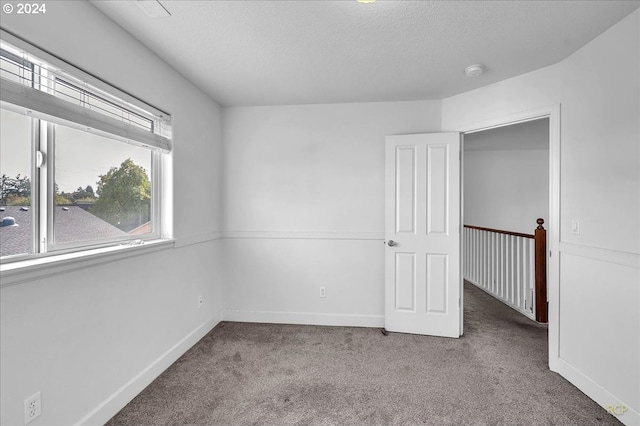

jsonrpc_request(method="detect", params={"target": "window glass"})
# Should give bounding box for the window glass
[0,37,170,262]
[53,124,153,245]
[0,49,33,86]
[0,109,33,257]
[53,78,154,132]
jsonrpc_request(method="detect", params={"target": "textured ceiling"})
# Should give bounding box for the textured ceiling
[92,0,639,107]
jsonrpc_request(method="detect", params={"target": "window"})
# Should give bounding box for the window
[0,32,171,262]
[0,109,33,257]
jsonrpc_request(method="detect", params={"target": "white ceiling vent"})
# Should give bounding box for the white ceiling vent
[135,1,171,18]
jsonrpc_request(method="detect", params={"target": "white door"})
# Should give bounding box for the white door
[384,133,461,338]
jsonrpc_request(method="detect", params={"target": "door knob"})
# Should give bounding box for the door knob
[387,240,397,247]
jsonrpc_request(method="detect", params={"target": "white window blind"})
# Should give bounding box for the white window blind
[0,31,172,153]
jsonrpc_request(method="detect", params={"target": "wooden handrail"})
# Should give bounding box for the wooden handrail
[463,224,533,239]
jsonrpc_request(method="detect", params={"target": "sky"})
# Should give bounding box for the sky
[1,108,151,195]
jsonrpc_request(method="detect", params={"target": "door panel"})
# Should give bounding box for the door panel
[427,145,449,235]
[395,146,416,234]
[385,133,461,338]
[395,252,416,312]
[426,253,448,313]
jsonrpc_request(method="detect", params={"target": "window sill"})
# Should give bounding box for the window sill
[0,239,175,287]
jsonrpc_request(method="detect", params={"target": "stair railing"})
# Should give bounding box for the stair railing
[463,218,547,322]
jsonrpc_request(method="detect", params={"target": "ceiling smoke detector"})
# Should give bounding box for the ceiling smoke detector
[135,0,171,18]
[465,64,485,77]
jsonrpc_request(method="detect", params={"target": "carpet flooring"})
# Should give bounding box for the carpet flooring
[107,282,621,425]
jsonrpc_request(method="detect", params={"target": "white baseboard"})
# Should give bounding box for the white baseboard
[75,312,222,426]
[222,309,384,328]
[556,357,639,426]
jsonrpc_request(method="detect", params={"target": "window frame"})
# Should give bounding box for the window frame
[43,122,163,254]
[0,32,171,264]
[0,30,170,126]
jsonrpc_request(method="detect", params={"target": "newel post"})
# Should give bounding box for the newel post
[534,218,548,323]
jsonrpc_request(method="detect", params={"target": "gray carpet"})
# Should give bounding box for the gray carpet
[107,283,621,425]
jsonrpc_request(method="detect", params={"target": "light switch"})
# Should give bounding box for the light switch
[571,219,580,235]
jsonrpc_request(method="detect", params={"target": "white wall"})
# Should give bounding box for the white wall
[444,9,640,425]
[222,101,441,325]
[442,63,562,131]
[464,149,549,234]
[464,120,549,234]
[560,12,639,254]
[556,9,639,422]
[0,2,224,425]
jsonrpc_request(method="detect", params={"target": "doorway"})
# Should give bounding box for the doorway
[462,118,549,320]
[458,105,560,371]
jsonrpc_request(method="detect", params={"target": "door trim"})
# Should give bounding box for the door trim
[458,104,561,372]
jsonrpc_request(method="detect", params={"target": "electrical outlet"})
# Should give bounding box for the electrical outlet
[24,392,41,425]
[198,295,203,308]
[319,287,326,298]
